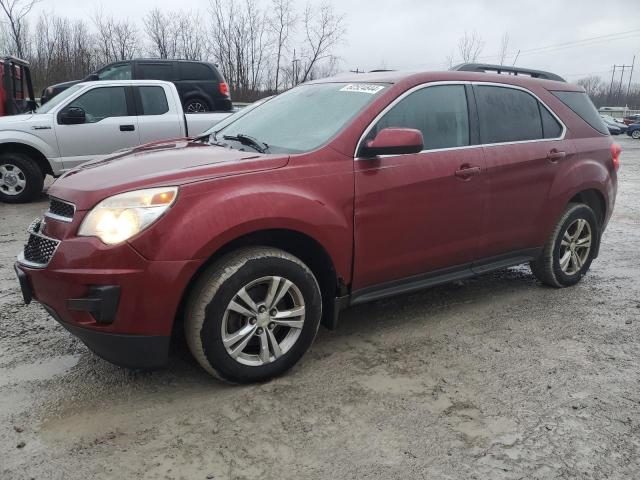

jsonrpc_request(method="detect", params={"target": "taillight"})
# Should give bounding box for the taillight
[611,143,621,171]
[219,82,229,96]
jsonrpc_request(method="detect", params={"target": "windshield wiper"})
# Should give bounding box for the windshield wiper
[222,134,269,153]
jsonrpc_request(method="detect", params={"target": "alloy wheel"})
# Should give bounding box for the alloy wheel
[559,218,592,275]
[221,276,306,366]
[0,163,27,196]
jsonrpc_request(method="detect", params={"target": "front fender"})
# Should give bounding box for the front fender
[0,130,59,173]
[129,167,354,282]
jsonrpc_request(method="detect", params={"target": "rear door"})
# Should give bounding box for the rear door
[473,83,572,259]
[134,84,185,144]
[353,83,487,290]
[55,86,140,167]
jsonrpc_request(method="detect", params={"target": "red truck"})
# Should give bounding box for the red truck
[0,56,36,117]
[15,64,619,383]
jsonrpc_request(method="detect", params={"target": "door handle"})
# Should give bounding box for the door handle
[454,165,481,179]
[120,124,135,132]
[547,150,566,162]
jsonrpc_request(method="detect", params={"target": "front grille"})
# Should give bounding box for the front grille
[20,218,60,268]
[47,197,75,221]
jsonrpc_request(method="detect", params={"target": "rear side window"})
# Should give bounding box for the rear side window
[552,91,608,135]
[370,84,470,150]
[179,63,215,81]
[138,63,174,81]
[475,85,542,143]
[138,86,169,115]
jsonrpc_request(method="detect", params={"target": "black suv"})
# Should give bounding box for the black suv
[40,59,232,112]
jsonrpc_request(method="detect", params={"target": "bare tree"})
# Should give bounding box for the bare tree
[498,32,509,66]
[144,8,175,59]
[577,76,604,98]
[269,0,295,92]
[299,2,345,83]
[0,0,40,57]
[444,50,455,69]
[457,31,484,63]
[93,10,139,64]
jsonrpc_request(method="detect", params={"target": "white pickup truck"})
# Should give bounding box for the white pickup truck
[0,79,231,202]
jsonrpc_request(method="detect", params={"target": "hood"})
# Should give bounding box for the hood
[0,113,35,124]
[48,141,289,210]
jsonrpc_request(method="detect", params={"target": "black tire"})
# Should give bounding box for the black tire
[530,203,599,288]
[184,247,322,383]
[0,152,44,203]
[183,97,210,113]
[632,130,640,139]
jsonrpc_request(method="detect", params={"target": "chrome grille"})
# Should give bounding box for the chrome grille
[47,197,75,222]
[19,218,60,268]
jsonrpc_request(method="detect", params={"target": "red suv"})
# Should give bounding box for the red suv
[15,64,619,383]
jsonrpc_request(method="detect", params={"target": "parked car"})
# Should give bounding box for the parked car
[600,115,623,135]
[623,114,640,125]
[40,59,232,113]
[15,65,619,383]
[0,80,231,202]
[600,114,627,133]
[0,56,36,117]
[627,123,640,139]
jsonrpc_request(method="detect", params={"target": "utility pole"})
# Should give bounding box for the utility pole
[627,55,636,97]
[611,61,634,104]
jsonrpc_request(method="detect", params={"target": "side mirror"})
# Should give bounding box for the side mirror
[59,107,86,125]
[360,128,424,157]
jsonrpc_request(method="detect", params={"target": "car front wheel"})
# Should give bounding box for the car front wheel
[184,247,322,383]
[631,130,640,139]
[530,203,599,287]
[0,152,44,203]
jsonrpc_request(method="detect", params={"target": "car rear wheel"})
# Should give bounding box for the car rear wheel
[184,97,210,113]
[0,152,44,203]
[184,247,322,383]
[632,130,640,139]
[530,203,599,288]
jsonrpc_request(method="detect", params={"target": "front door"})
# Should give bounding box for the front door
[353,83,487,290]
[55,85,139,169]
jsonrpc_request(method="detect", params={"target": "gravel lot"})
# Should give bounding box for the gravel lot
[1,137,639,480]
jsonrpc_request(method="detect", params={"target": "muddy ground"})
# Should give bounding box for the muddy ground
[1,137,639,480]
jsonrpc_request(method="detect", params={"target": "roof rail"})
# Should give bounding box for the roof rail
[451,63,565,82]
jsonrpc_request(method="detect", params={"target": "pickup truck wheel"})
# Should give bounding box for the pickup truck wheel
[631,130,640,139]
[184,98,210,113]
[0,152,44,203]
[185,247,322,383]
[530,203,599,288]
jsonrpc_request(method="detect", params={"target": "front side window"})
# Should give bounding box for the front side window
[138,86,169,115]
[66,87,128,123]
[97,64,132,80]
[216,82,387,153]
[476,85,543,143]
[368,84,470,150]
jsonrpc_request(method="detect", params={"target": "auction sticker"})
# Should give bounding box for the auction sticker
[339,84,385,94]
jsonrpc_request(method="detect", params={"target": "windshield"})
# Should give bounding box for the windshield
[201,96,273,138]
[216,82,387,153]
[36,85,83,113]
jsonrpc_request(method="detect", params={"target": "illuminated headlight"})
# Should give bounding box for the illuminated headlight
[78,187,178,245]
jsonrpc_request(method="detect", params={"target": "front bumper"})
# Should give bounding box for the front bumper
[15,235,201,369]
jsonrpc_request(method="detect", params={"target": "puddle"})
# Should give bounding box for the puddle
[0,355,80,387]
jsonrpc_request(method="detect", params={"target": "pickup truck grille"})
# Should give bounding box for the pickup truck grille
[20,218,60,268]
[47,197,75,221]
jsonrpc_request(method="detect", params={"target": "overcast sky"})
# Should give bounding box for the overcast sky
[33,0,640,84]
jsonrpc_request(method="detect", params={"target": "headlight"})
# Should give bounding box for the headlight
[78,187,178,245]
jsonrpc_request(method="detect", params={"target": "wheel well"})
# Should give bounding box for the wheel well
[0,142,52,177]
[569,189,606,227]
[175,229,343,334]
